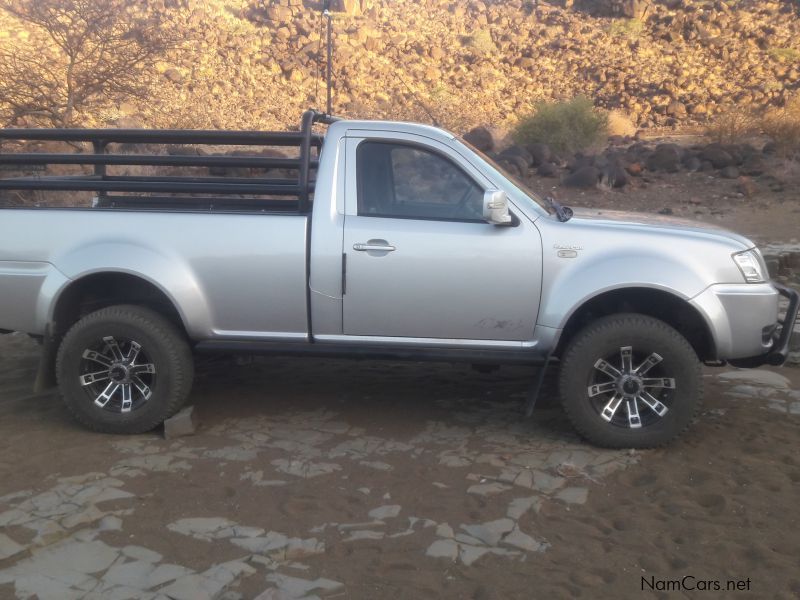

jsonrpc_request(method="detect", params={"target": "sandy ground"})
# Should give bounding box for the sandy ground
[0,331,798,600]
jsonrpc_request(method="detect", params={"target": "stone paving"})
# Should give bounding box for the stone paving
[0,331,797,599]
[718,369,800,416]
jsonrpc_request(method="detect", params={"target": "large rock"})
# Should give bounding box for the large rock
[163,68,184,84]
[497,155,529,178]
[537,162,560,177]
[526,143,552,167]
[332,0,362,16]
[463,126,497,152]
[498,144,534,167]
[645,144,681,173]
[266,4,292,21]
[666,100,687,118]
[700,145,735,169]
[740,154,766,176]
[601,159,630,188]
[563,165,601,188]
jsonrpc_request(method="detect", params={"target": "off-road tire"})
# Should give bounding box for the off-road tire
[56,305,194,434]
[559,313,702,449]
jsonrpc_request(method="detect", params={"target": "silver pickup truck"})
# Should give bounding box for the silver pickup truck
[0,110,797,448]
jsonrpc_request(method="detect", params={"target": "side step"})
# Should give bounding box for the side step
[193,339,549,366]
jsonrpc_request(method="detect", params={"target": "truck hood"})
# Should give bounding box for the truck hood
[567,207,753,250]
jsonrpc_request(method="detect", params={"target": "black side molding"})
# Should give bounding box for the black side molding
[194,340,549,366]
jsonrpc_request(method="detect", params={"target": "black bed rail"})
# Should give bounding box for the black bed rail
[0,109,332,213]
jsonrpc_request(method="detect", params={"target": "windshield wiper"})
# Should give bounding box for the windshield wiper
[546,196,573,222]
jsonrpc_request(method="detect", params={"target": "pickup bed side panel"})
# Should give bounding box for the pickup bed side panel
[0,210,309,340]
[0,261,67,334]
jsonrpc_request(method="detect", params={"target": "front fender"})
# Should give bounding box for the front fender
[538,251,710,331]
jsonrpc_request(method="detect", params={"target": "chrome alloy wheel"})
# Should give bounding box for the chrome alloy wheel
[79,336,156,413]
[587,346,676,429]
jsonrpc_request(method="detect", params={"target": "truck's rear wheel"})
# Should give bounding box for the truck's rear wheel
[559,313,702,449]
[56,305,193,434]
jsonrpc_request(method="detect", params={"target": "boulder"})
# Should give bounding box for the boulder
[498,144,534,167]
[683,155,702,172]
[740,155,766,176]
[463,126,496,152]
[567,153,596,173]
[563,165,601,188]
[625,162,643,176]
[266,4,292,21]
[700,145,735,169]
[332,0,362,16]
[537,162,560,177]
[526,143,552,167]
[645,145,681,172]
[163,68,184,84]
[498,155,529,178]
[666,101,687,118]
[602,160,630,188]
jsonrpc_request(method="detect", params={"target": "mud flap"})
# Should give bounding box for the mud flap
[33,325,58,393]
[523,353,552,417]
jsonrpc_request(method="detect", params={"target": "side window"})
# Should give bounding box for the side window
[357,141,484,221]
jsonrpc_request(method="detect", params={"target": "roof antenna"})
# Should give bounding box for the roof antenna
[322,0,333,116]
[395,71,440,128]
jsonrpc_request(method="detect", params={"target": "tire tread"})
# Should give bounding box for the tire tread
[558,313,703,449]
[55,304,193,434]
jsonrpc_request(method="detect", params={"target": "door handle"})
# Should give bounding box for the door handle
[353,243,396,252]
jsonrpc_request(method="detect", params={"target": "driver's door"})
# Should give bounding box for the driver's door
[342,135,542,342]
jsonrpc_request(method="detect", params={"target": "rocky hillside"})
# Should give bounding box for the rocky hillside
[1,0,799,132]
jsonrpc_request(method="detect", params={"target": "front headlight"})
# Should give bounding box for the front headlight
[732,249,766,283]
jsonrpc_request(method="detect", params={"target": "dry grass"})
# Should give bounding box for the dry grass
[768,47,800,62]
[761,96,800,158]
[608,18,644,40]
[705,107,758,145]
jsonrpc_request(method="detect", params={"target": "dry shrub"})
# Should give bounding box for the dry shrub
[608,18,644,39]
[705,108,758,145]
[761,96,800,158]
[607,110,637,137]
[513,97,609,154]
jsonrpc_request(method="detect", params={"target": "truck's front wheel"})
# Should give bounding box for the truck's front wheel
[56,305,194,434]
[559,313,702,449]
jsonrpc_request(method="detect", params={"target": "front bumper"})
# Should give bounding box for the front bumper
[728,282,799,368]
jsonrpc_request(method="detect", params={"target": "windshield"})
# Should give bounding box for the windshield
[454,137,550,216]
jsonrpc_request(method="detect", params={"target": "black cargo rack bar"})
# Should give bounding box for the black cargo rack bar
[0,154,320,170]
[0,109,332,213]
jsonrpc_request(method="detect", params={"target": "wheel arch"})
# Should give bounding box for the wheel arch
[553,286,717,361]
[50,271,190,340]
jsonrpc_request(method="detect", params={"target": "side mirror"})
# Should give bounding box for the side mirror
[483,190,512,225]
